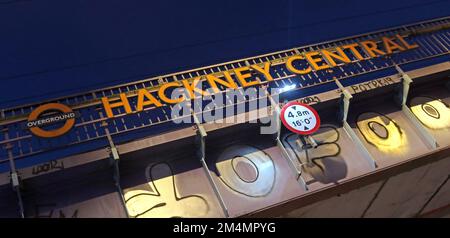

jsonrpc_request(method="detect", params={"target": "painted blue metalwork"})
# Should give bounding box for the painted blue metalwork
[0,18,449,172]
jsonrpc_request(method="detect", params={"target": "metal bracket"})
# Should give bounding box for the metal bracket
[276,137,308,190]
[2,128,25,218]
[297,135,318,165]
[102,121,120,165]
[395,65,413,107]
[335,78,353,124]
[193,113,229,217]
[335,79,377,169]
[10,171,19,187]
[305,135,318,149]
[394,65,438,149]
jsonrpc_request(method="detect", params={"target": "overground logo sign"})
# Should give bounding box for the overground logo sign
[27,103,76,138]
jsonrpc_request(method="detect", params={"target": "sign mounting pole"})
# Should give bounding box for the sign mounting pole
[192,111,229,218]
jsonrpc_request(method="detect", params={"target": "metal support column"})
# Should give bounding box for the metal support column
[100,119,130,218]
[395,65,438,149]
[265,87,309,190]
[193,113,230,217]
[335,79,377,169]
[2,128,25,218]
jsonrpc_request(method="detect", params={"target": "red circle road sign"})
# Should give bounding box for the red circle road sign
[280,102,321,135]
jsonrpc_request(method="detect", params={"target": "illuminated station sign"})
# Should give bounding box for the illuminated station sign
[100,34,418,118]
[0,18,449,218]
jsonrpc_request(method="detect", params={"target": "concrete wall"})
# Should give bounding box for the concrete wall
[281,156,450,218]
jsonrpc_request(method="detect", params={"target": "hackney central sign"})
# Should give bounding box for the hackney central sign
[22,34,421,138]
[100,35,418,118]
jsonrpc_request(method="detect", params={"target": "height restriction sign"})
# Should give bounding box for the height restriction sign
[280,101,321,135]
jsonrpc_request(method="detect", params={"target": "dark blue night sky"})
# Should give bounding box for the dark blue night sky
[1,0,449,108]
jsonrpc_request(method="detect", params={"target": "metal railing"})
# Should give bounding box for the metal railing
[0,17,449,166]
